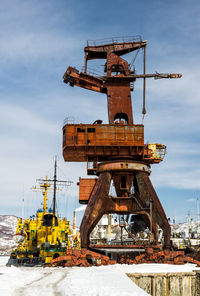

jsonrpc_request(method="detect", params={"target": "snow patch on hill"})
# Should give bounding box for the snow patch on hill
[0,215,18,254]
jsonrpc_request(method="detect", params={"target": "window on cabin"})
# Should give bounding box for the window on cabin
[77,127,85,133]
[87,128,96,133]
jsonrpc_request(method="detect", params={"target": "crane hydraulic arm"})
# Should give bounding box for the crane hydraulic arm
[63,66,181,94]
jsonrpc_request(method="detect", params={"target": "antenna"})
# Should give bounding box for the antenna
[31,176,51,214]
[53,156,57,214]
[22,198,24,223]
[37,156,73,215]
[22,185,24,222]
[197,198,199,225]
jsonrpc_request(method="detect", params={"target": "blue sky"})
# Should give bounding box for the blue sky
[0,0,200,225]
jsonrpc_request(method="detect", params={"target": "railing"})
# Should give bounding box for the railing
[63,117,75,125]
[130,82,134,90]
[81,66,104,77]
[87,35,142,47]
[155,145,167,160]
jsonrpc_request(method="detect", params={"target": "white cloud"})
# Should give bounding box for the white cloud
[187,198,196,203]
[0,0,81,65]
[0,33,79,62]
[151,160,200,190]
[0,0,200,220]
[0,103,57,134]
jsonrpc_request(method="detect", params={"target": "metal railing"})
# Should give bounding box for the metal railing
[87,35,142,47]
[63,117,75,125]
[81,66,104,77]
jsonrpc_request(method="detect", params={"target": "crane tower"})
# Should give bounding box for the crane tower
[62,36,181,250]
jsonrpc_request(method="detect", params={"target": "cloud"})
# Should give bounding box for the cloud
[0,0,200,222]
[147,64,200,107]
[0,103,58,134]
[75,205,87,212]
[151,161,200,190]
[0,0,82,66]
[0,154,85,210]
[0,33,79,63]
[187,198,196,203]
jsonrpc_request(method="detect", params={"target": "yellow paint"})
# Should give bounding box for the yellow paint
[148,143,167,161]
[10,178,72,264]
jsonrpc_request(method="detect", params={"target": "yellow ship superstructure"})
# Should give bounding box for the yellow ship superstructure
[8,178,72,266]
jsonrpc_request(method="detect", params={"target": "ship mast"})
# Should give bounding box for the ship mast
[41,177,50,214]
[37,156,73,216]
[31,176,51,215]
[53,157,57,215]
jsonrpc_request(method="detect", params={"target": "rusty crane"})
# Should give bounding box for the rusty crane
[62,36,182,257]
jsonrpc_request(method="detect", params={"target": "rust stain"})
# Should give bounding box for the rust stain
[62,37,182,256]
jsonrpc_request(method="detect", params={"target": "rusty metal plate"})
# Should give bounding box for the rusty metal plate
[98,160,151,174]
[79,178,97,204]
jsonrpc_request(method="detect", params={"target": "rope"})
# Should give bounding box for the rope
[130,46,141,70]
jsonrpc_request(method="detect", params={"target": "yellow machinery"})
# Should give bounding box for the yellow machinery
[7,175,72,266]
[146,143,167,162]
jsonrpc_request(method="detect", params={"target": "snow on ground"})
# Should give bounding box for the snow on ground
[58,267,149,296]
[0,256,149,296]
[1,256,200,296]
[103,261,200,273]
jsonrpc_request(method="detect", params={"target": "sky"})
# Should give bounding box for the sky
[0,0,200,225]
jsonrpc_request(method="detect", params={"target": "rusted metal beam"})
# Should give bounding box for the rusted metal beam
[63,37,181,257]
[85,40,147,60]
[136,172,171,248]
[80,172,112,248]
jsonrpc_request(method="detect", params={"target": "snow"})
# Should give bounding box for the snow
[0,256,199,296]
[0,215,18,253]
[75,205,87,212]
[104,262,200,273]
[58,267,148,296]
[0,215,18,233]
[0,256,149,296]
